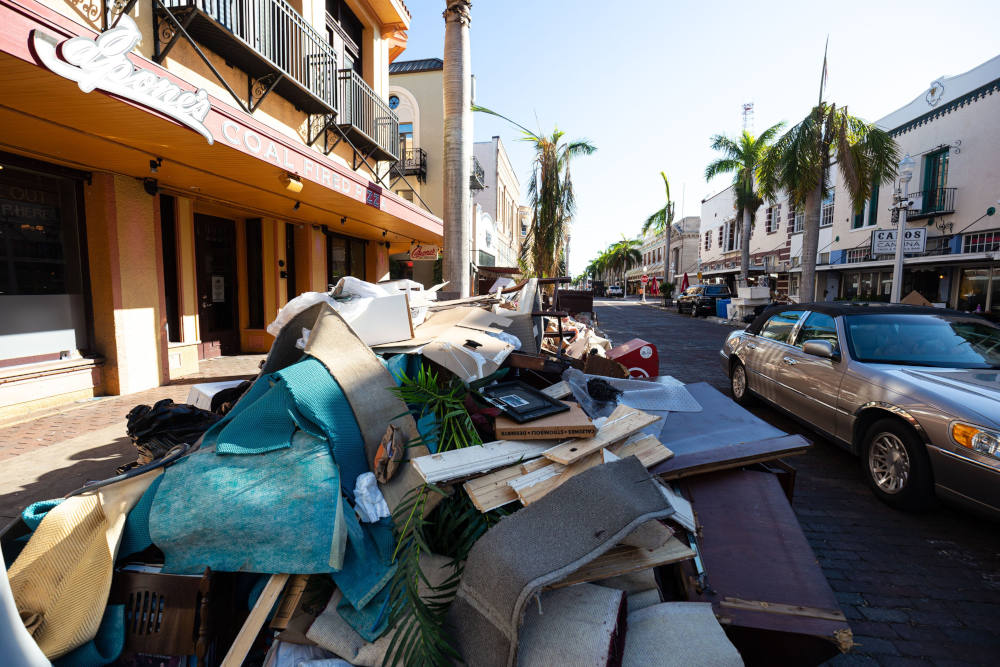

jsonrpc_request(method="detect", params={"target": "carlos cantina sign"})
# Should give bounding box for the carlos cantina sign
[32,16,214,144]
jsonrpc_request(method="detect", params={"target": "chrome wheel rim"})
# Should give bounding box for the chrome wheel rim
[868,432,910,494]
[732,365,746,399]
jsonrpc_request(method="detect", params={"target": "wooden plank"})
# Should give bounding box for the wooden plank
[542,404,660,465]
[269,574,309,631]
[548,537,695,590]
[463,457,551,511]
[412,440,553,484]
[540,380,572,400]
[465,434,673,511]
[221,573,289,667]
[615,434,673,467]
[720,597,847,623]
[512,451,602,506]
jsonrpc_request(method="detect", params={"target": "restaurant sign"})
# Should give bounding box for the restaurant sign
[410,244,440,261]
[32,16,214,144]
[871,228,926,255]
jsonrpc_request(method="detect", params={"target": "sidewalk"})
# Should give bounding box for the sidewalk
[0,354,264,522]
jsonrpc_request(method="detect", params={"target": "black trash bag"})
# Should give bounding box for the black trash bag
[210,379,253,416]
[126,398,221,462]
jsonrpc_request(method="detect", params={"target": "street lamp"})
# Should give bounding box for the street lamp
[641,265,647,302]
[890,154,916,303]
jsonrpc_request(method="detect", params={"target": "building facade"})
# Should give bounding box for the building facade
[388,57,488,285]
[821,54,1000,314]
[0,0,442,418]
[627,216,702,295]
[700,54,1000,311]
[473,137,521,269]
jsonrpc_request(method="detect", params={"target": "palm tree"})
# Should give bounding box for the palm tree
[641,172,675,292]
[605,237,642,289]
[473,106,596,279]
[442,0,472,296]
[760,104,898,301]
[704,123,785,286]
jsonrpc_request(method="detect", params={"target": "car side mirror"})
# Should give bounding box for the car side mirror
[803,339,839,360]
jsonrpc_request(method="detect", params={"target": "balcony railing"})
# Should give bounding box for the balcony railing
[337,69,399,162]
[391,147,427,182]
[158,0,337,115]
[907,187,957,220]
[470,155,486,190]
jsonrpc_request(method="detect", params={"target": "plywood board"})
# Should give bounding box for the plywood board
[495,402,596,441]
[412,440,552,484]
[548,537,694,590]
[540,381,572,400]
[542,405,660,465]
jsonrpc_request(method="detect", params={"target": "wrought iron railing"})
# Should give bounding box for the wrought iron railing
[470,154,486,190]
[160,0,338,112]
[908,187,957,218]
[391,147,427,181]
[337,68,399,160]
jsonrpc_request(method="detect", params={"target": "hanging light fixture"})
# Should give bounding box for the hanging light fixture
[281,172,303,193]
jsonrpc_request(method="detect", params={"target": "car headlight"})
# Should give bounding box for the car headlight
[951,422,1000,460]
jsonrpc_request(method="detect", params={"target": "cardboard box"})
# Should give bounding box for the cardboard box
[494,402,596,440]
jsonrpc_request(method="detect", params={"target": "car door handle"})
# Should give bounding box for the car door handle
[746,343,757,350]
[782,356,797,365]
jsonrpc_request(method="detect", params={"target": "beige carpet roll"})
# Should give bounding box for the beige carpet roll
[8,470,160,659]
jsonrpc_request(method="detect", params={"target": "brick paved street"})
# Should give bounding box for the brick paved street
[597,298,1000,666]
[0,355,263,521]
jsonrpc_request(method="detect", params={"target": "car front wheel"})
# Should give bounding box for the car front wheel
[862,418,934,511]
[730,360,753,406]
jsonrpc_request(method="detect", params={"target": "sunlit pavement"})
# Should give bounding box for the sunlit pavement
[596,300,1000,666]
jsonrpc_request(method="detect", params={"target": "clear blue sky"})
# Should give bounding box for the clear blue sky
[401,0,1000,276]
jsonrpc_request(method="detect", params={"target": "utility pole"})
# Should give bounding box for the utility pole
[890,155,916,302]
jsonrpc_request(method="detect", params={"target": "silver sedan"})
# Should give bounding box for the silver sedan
[720,303,1000,517]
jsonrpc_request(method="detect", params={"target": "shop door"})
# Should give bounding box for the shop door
[195,214,239,358]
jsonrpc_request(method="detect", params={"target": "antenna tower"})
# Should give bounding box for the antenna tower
[742,102,754,132]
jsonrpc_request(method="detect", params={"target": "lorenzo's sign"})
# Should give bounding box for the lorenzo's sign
[410,244,440,261]
[32,16,214,144]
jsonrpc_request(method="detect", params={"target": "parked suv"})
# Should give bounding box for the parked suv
[606,284,624,298]
[677,284,731,316]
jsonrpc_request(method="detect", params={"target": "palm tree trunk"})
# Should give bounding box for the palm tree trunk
[800,185,822,302]
[664,224,671,292]
[443,1,472,296]
[739,205,751,285]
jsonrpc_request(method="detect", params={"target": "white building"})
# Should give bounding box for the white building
[700,52,1000,311]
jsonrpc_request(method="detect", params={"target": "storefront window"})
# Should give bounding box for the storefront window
[991,268,1000,317]
[957,268,989,313]
[326,233,366,287]
[1,161,88,362]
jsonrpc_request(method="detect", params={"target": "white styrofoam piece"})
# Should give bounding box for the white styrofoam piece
[413,440,552,484]
[186,379,246,410]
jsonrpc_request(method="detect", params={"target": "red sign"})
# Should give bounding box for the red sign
[410,244,440,261]
[641,275,649,284]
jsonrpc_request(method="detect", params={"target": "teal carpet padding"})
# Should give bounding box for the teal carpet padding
[117,475,163,562]
[206,357,368,502]
[22,499,63,531]
[53,604,124,667]
[149,430,347,574]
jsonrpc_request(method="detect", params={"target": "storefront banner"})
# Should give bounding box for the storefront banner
[410,244,439,261]
[31,16,214,144]
[871,228,926,254]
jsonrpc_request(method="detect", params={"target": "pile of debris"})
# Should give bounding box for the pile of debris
[1,277,852,667]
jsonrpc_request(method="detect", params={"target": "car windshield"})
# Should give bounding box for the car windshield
[844,313,1000,369]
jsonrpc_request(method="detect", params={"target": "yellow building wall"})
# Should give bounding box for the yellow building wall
[84,173,166,395]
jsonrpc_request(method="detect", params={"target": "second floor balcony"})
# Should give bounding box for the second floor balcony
[337,69,399,162]
[157,0,338,115]
[390,147,427,182]
[907,187,957,220]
